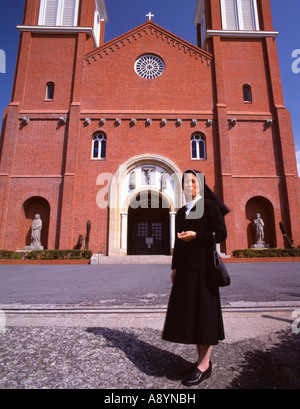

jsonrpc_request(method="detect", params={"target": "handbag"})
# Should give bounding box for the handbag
[211,232,231,287]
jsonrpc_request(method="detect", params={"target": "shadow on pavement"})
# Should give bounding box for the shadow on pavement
[86,327,191,381]
[87,326,300,389]
[228,328,300,389]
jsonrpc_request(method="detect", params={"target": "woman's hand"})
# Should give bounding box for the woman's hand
[177,231,197,242]
[171,269,176,283]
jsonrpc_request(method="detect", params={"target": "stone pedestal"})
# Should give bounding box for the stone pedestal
[251,243,270,249]
[24,246,44,251]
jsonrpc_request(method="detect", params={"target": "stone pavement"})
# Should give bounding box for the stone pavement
[1,304,300,390]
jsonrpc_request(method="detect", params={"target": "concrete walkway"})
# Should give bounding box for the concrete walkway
[0,259,299,390]
[1,303,299,390]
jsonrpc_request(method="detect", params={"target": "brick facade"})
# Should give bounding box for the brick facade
[0,0,299,255]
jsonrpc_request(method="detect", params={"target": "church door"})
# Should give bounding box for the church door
[127,191,170,255]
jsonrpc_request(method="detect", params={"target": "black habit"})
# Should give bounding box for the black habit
[162,197,227,346]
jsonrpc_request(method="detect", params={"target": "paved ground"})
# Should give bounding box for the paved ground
[0,259,299,391]
[1,306,300,390]
[0,261,299,305]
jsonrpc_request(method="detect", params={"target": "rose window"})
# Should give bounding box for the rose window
[134,54,165,79]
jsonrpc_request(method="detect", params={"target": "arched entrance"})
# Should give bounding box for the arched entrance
[107,154,182,256]
[127,190,170,255]
[23,196,50,249]
[245,196,276,248]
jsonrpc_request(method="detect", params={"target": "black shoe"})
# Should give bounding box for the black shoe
[180,361,198,377]
[181,361,212,387]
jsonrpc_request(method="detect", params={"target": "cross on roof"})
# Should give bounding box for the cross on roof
[146,12,154,20]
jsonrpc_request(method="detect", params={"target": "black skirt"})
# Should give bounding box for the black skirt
[162,198,227,345]
[162,264,225,346]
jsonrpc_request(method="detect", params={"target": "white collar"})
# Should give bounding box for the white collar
[185,196,201,215]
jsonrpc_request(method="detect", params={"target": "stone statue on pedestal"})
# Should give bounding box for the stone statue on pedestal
[31,214,42,246]
[254,213,264,244]
[252,213,269,249]
[25,214,44,250]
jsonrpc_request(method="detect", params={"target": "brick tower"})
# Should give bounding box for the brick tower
[194,0,300,251]
[0,0,299,256]
[0,0,108,250]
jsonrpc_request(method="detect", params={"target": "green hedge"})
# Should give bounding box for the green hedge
[0,250,93,260]
[233,248,300,258]
[0,250,22,259]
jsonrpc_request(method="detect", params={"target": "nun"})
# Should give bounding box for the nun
[162,169,230,386]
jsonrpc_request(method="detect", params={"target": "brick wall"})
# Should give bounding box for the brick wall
[0,3,299,254]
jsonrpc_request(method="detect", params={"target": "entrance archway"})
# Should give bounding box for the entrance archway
[127,191,170,255]
[107,154,182,256]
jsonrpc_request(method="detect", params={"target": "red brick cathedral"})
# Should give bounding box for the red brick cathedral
[0,0,299,256]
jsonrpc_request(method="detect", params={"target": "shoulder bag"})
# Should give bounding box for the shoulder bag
[212,232,231,287]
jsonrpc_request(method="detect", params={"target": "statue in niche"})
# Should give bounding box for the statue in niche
[253,213,264,244]
[30,214,42,247]
[130,171,136,190]
[251,213,269,248]
[161,171,168,190]
[142,167,155,185]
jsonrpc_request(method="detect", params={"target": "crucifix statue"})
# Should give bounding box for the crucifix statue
[142,167,155,185]
[146,12,154,20]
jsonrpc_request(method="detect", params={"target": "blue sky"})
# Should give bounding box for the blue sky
[0,0,299,175]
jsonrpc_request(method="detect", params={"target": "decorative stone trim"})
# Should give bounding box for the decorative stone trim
[84,21,213,66]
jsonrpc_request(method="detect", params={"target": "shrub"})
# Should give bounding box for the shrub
[232,248,300,258]
[25,250,93,260]
[0,250,22,259]
[0,250,93,260]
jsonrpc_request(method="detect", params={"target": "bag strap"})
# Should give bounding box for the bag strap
[212,232,217,252]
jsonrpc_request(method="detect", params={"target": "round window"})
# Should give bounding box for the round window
[134,54,165,79]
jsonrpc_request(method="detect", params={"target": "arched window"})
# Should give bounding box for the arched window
[92,133,107,159]
[191,134,206,160]
[243,84,252,102]
[46,82,55,100]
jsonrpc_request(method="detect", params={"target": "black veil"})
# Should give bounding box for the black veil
[182,169,230,216]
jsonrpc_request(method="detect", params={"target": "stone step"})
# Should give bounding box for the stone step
[91,254,172,264]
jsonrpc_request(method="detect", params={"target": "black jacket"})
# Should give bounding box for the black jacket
[172,198,227,270]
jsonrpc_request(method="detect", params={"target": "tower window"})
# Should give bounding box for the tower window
[220,0,260,31]
[38,0,79,27]
[243,84,252,102]
[93,0,101,47]
[92,133,107,159]
[45,82,55,100]
[191,134,206,160]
